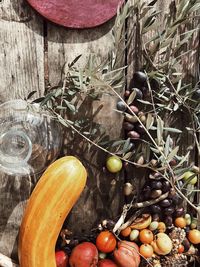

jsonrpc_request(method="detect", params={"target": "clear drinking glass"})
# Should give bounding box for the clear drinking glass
[0,99,62,176]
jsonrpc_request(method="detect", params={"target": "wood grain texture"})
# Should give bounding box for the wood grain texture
[0,0,45,261]
[0,0,45,102]
[47,20,125,235]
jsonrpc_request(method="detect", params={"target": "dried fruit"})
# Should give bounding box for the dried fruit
[130,214,152,230]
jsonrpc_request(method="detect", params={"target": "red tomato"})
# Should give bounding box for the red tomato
[96,231,117,253]
[55,250,68,267]
[98,259,119,267]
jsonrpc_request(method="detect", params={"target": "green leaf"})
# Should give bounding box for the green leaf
[157,116,163,145]
[146,113,154,130]
[127,90,136,105]
[164,127,182,133]
[164,135,171,157]
[167,146,179,162]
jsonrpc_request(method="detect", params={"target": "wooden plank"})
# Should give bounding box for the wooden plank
[0,0,45,261]
[0,0,45,102]
[47,20,125,236]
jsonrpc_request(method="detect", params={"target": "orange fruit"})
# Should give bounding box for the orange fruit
[120,227,131,237]
[96,231,117,253]
[174,217,187,228]
[157,222,166,233]
[139,244,154,258]
[188,229,200,244]
[139,229,154,244]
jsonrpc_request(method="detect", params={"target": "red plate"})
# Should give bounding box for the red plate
[26,0,124,28]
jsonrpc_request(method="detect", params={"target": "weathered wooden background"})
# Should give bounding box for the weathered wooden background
[0,0,199,264]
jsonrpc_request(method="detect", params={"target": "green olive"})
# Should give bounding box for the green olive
[183,171,197,185]
[106,156,123,173]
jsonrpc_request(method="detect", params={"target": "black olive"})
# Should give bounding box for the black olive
[174,207,185,217]
[165,216,173,226]
[170,193,182,205]
[164,206,175,215]
[161,180,171,193]
[123,122,134,131]
[159,198,172,207]
[128,142,135,151]
[151,205,162,214]
[143,185,151,200]
[130,88,143,100]
[182,238,190,252]
[133,71,147,84]
[141,86,148,95]
[135,123,146,134]
[150,180,163,190]
[152,213,160,222]
[117,101,127,111]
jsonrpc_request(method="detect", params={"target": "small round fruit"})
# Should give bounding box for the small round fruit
[129,105,139,114]
[133,71,147,84]
[139,229,154,244]
[159,199,172,208]
[55,250,69,267]
[158,222,166,233]
[139,244,154,258]
[150,180,163,190]
[174,207,185,217]
[123,122,134,131]
[184,214,191,225]
[106,156,122,173]
[130,88,143,99]
[124,90,131,98]
[164,207,175,216]
[174,217,187,228]
[135,123,146,134]
[182,171,197,185]
[165,216,173,227]
[150,189,162,199]
[190,219,197,229]
[98,259,118,267]
[151,205,161,214]
[127,130,140,140]
[96,231,117,253]
[120,227,131,237]
[161,180,171,193]
[152,214,160,222]
[130,229,139,241]
[149,221,159,231]
[188,229,200,244]
[178,244,184,253]
[117,101,127,111]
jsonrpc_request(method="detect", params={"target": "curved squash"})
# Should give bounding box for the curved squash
[18,156,87,267]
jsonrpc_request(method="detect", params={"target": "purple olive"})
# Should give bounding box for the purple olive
[182,238,190,252]
[165,216,173,226]
[150,180,163,190]
[123,122,134,131]
[129,105,139,114]
[135,123,146,134]
[164,206,175,215]
[152,213,160,222]
[151,205,162,214]
[143,185,151,200]
[161,180,171,193]
[174,207,185,217]
[127,130,140,140]
[159,199,172,207]
[170,194,182,205]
